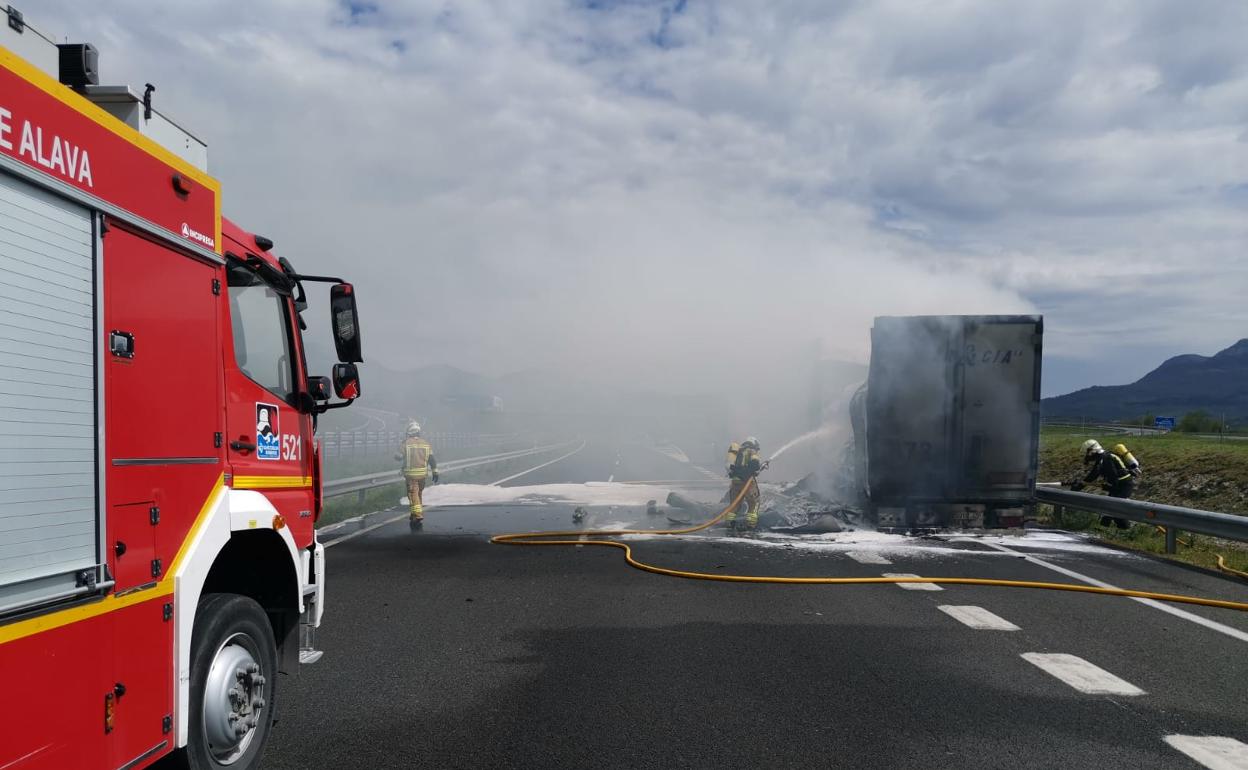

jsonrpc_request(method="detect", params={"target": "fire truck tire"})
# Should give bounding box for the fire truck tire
[176,593,279,770]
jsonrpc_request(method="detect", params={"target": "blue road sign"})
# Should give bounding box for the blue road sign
[1154,416,1176,431]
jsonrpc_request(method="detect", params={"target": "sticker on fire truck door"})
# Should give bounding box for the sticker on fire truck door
[256,403,281,460]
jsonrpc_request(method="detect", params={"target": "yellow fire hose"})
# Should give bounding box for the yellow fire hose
[492,478,1248,613]
[1152,526,1248,580]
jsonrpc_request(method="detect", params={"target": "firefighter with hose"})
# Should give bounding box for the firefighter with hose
[1069,439,1133,529]
[725,437,768,535]
[397,421,439,529]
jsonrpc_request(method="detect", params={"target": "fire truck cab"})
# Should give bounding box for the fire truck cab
[0,9,361,769]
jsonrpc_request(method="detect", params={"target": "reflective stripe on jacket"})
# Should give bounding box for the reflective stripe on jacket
[403,438,432,478]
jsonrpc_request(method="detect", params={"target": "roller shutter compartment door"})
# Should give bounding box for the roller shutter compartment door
[0,171,99,613]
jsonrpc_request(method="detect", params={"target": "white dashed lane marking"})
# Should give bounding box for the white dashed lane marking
[972,540,1248,645]
[1020,653,1145,696]
[846,551,891,565]
[883,573,942,591]
[1164,736,1248,770]
[937,605,1020,631]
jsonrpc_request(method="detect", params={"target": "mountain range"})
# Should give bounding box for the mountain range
[1042,339,1248,423]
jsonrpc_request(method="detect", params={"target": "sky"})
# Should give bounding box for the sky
[29,0,1248,397]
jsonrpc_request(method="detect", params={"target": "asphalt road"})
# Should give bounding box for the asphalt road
[490,441,716,487]
[264,444,1248,769]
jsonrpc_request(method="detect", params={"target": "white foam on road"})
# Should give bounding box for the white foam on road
[937,605,1020,631]
[423,482,669,509]
[846,550,892,565]
[1021,653,1145,696]
[1165,736,1248,770]
[946,531,1134,557]
[883,573,942,591]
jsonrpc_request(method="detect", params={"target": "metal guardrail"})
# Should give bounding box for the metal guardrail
[322,441,577,500]
[319,431,522,458]
[1035,486,1248,553]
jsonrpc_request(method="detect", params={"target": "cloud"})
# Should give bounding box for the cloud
[28,0,1248,400]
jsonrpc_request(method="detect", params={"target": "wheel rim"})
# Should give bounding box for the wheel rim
[202,631,267,765]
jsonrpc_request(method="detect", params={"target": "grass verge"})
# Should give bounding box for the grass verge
[1037,503,1248,578]
[1039,427,1248,578]
[1040,427,1248,515]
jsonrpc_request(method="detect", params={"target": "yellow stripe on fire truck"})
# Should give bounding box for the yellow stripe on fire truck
[232,475,314,490]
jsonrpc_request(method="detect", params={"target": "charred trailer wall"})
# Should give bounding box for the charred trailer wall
[861,315,1043,526]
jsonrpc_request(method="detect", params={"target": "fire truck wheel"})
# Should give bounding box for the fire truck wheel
[179,593,279,770]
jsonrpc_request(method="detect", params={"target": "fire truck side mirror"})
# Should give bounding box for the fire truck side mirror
[329,283,363,363]
[332,363,361,400]
[307,376,332,402]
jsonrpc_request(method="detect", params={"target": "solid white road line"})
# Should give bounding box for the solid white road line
[937,605,1020,631]
[883,573,942,591]
[974,540,1248,645]
[847,551,891,565]
[324,512,407,547]
[1020,653,1145,696]
[490,441,588,485]
[1164,736,1248,770]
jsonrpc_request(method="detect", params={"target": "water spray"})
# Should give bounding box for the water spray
[768,425,835,463]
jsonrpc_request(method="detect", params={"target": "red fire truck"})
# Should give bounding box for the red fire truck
[0,9,362,769]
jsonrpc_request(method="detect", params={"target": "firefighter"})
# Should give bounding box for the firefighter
[1111,443,1142,478]
[726,437,767,534]
[396,421,438,526]
[1079,440,1133,528]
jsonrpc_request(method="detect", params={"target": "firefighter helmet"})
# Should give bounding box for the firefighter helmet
[1081,439,1102,455]
[407,421,422,437]
[742,436,760,451]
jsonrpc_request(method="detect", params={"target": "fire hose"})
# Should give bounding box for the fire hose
[492,478,1248,613]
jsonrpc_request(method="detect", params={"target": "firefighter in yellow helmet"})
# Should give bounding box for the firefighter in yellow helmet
[1080,439,1133,528]
[725,437,767,534]
[397,421,438,528]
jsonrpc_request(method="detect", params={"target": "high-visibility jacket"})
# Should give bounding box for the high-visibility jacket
[402,437,434,479]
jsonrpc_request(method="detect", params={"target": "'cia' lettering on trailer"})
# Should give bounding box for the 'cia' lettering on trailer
[949,344,1026,367]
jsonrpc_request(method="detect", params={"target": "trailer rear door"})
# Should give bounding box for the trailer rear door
[0,171,100,614]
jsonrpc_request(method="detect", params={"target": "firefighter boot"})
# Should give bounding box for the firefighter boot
[743,507,759,537]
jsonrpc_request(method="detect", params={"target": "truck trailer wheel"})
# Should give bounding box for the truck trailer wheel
[177,593,278,770]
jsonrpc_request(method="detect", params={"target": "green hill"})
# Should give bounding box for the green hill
[1043,339,1248,425]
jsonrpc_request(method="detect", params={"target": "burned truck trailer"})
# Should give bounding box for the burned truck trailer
[852,315,1043,529]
